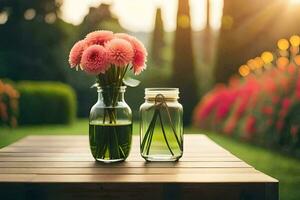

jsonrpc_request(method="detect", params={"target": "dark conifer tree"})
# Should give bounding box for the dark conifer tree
[151,8,164,66]
[172,0,198,125]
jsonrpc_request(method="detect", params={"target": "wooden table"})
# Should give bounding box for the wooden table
[0,135,278,200]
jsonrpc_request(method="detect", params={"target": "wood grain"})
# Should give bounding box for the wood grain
[0,135,278,200]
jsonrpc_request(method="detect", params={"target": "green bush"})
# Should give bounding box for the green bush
[16,81,77,125]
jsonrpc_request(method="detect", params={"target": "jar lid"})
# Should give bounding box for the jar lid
[145,88,179,99]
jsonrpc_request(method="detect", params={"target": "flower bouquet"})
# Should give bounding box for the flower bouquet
[68,30,147,162]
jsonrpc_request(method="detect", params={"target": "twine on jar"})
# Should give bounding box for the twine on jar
[141,94,183,156]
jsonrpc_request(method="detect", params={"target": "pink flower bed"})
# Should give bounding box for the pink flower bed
[194,56,300,152]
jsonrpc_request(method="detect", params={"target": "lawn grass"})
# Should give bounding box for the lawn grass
[0,119,139,148]
[0,119,87,148]
[0,120,300,199]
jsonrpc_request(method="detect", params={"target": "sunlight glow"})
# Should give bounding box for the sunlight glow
[290,35,300,47]
[294,55,300,65]
[0,11,8,25]
[210,0,224,30]
[289,0,300,4]
[239,65,250,77]
[277,57,289,70]
[261,52,274,64]
[60,0,224,32]
[277,39,290,51]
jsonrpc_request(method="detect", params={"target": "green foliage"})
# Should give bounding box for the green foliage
[0,0,67,81]
[16,81,77,125]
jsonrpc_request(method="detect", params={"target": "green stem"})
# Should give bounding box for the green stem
[146,120,155,155]
[158,111,174,156]
[93,65,133,160]
[112,126,121,159]
[163,102,182,150]
[141,110,159,152]
[145,109,158,155]
[103,109,107,124]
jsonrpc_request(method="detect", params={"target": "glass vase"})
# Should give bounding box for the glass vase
[140,88,183,161]
[89,86,132,163]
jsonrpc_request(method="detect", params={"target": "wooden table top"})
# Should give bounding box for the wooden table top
[0,134,278,184]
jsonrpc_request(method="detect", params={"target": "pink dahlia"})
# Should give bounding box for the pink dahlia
[69,40,86,68]
[85,30,114,46]
[106,38,134,67]
[80,45,109,75]
[115,33,147,75]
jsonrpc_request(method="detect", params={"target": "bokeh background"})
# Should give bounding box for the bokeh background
[1,0,300,199]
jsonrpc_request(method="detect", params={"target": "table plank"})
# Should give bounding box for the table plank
[0,161,251,168]
[0,147,229,153]
[0,152,237,158]
[0,156,241,162]
[0,173,277,183]
[0,135,278,200]
[0,167,258,175]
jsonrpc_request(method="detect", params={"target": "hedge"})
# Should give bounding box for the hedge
[16,81,77,125]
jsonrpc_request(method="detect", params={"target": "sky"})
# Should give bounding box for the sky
[60,0,224,32]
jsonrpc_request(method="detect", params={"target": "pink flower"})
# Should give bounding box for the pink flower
[296,74,300,99]
[69,40,86,68]
[196,86,225,120]
[223,117,237,135]
[291,125,299,138]
[115,33,147,74]
[276,120,284,132]
[245,116,256,139]
[261,106,273,115]
[264,77,277,93]
[80,45,109,75]
[106,38,134,67]
[287,64,296,74]
[282,98,292,110]
[215,88,239,120]
[85,30,114,46]
[279,98,292,118]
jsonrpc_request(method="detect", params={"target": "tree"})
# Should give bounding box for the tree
[172,0,198,125]
[151,8,165,66]
[79,4,124,38]
[0,0,67,81]
[214,0,300,83]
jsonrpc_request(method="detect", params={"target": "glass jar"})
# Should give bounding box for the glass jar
[89,86,132,163]
[140,88,183,161]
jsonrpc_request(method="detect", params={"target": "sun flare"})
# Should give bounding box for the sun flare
[61,0,224,32]
[289,0,300,4]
